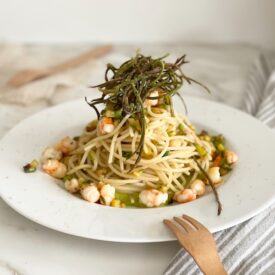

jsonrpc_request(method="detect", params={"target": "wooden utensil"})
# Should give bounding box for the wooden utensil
[164,215,227,275]
[7,44,112,88]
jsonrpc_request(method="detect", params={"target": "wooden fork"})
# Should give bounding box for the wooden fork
[7,44,112,88]
[164,215,227,275]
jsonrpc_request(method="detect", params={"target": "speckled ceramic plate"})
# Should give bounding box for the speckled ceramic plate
[0,96,274,243]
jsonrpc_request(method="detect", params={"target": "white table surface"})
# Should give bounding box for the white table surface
[0,198,180,275]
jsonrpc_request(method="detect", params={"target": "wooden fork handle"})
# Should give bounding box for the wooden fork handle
[49,44,112,74]
[192,250,227,275]
[177,236,227,275]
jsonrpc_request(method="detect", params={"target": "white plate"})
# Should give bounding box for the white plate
[0,96,274,243]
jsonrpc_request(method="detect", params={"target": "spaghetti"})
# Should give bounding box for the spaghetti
[37,53,238,213]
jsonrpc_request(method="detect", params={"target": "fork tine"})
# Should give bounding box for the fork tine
[163,219,181,236]
[182,215,208,231]
[174,217,195,233]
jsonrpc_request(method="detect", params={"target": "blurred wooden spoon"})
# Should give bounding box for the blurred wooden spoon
[7,44,112,88]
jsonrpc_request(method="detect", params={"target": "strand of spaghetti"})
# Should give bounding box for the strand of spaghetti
[143,143,149,154]
[125,138,169,165]
[103,178,142,184]
[120,145,133,151]
[145,140,158,156]
[93,150,99,170]
[117,141,124,171]
[75,170,91,181]
[116,131,130,143]
[175,113,204,145]
[108,132,119,164]
[67,154,79,170]
[146,181,158,188]
[176,113,192,127]
[106,133,130,164]
[201,140,212,154]
[97,148,108,168]
[138,167,158,177]
[129,126,134,137]
[162,117,179,125]
[67,164,93,175]
[172,176,184,190]
[115,185,145,192]
[163,162,173,185]
[131,131,138,153]
[87,150,98,171]
[124,147,195,166]
[146,165,191,173]
[99,149,112,164]
[163,145,194,151]
[105,171,114,178]
[71,134,94,154]
[119,168,160,183]
[147,106,169,118]
[168,135,194,142]
[101,141,126,165]
[179,174,187,186]
[148,121,177,132]
[201,158,209,170]
[148,120,170,131]
[190,171,199,182]
[147,120,168,130]
[85,169,101,181]
[155,170,177,192]
[80,149,90,165]
[108,163,159,182]
[138,149,196,165]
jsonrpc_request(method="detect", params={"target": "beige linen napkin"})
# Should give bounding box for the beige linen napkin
[0,43,115,106]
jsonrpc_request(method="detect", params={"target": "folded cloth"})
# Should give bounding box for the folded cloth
[0,74,76,106]
[164,53,275,275]
[0,43,116,106]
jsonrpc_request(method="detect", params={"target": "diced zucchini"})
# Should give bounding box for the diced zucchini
[23,159,38,173]
[195,143,207,157]
[105,110,115,118]
[115,192,141,207]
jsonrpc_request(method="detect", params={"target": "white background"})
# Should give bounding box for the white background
[0,0,274,48]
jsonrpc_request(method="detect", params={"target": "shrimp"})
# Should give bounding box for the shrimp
[100,184,115,206]
[98,117,115,135]
[56,136,77,154]
[190,179,206,196]
[225,150,238,164]
[139,189,168,207]
[65,178,80,193]
[208,167,222,184]
[81,185,100,203]
[41,147,62,164]
[173,189,196,203]
[42,159,67,179]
